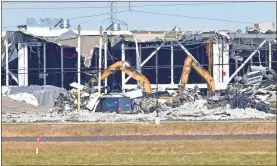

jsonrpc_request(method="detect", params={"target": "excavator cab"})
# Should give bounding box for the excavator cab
[96,95,133,114]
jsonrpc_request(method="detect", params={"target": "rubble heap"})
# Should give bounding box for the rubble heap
[207,82,276,114]
[54,83,97,113]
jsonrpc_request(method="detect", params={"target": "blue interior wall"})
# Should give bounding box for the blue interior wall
[4,32,276,89]
[121,41,209,85]
[26,43,83,90]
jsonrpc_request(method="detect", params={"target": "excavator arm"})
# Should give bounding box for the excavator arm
[180,56,215,91]
[101,61,125,80]
[99,61,153,94]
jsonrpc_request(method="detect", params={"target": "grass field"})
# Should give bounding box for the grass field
[2,140,276,165]
[2,122,276,137]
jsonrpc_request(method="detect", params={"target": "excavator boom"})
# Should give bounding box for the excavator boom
[100,61,152,93]
[180,56,215,91]
[101,61,125,80]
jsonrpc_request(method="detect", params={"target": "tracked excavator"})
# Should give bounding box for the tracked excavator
[170,55,215,104]
[92,61,173,113]
[93,55,215,113]
[99,61,153,93]
[180,56,215,91]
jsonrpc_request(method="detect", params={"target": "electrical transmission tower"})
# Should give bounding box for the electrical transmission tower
[106,1,128,30]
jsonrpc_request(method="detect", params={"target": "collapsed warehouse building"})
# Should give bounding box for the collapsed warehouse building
[1,19,277,122]
[2,29,276,90]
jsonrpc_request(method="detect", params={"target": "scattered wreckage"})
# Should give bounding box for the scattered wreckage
[51,62,276,116]
[207,82,276,114]
[53,56,215,114]
[52,80,276,116]
[2,62,276,123]
[51,60,276,116]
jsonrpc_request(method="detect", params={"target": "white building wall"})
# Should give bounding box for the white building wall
[213,42,230,85]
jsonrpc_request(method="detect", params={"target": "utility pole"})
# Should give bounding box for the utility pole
[103,32,108,94]
[155,44,160,125]
[98,26,103,96]
[77,25,81,111]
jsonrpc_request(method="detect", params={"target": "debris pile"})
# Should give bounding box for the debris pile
[54,89,90,112]
[160,100,275,121]
[53,83,98,113]
[2,102,275,123]
[207,83,276,114]
[2,66,276,123]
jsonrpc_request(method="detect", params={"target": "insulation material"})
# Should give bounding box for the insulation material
[2,86,10,95]
[6,85,66,107]
[70,82,84,90]
[124,89,143,99]
[8,93,39,106]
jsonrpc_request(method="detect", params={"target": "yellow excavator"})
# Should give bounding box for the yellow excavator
[92,61,173,103]
[91,61,172,113]
[92,53,215,101]
[91,56,215,113]
[93,56,215,98]
[99,61,153,93]
[180,56,215,91]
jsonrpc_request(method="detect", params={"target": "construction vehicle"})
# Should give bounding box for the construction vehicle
[180,55,215,91]
[100,61,153,94]
[93,55,215,113]
[95,94,134,114]
[93,61,174,100]
[93,61,174,113]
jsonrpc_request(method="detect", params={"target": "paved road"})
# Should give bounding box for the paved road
[3,119,276,125]
[2,134,276,142]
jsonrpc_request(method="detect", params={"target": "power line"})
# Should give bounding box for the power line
[131,10,253,24]
[2,10,129,29]
[2,2,230,10]
[2,26,18,29]
[69,12,110,20]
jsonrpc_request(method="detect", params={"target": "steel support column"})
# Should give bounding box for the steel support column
[43,43,46,85]
[5,39,9,86]
[170,43,174,84]
[138,44,142,73]
[61,46,64,88]
[250,39,253,65]
[77,25,81,111]
[219,38,222,83]
[18,43,25,86]
[228,40,266,83]
[269,41,272,69]
[104,37,108,94]
[137,44,142,86]
[98,27,103,95]
[121,41,125,91]
[155,44,159,123]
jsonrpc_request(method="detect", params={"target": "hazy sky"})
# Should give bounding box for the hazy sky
[2,2,276,31]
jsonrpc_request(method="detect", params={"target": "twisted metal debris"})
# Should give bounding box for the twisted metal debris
[207,82,276,114]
